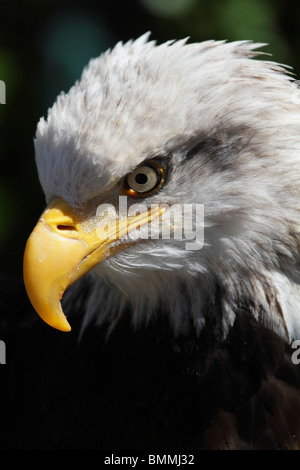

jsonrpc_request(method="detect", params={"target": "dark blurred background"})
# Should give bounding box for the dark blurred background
[1,0,300,280]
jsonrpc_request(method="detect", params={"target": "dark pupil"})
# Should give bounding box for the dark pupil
[135,173,148,184]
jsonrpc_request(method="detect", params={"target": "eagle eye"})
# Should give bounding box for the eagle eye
[122,161,165,197]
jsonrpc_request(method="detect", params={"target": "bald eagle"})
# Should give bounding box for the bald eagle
[2,33,300,450]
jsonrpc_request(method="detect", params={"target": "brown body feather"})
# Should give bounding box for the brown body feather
[1,275,300,450]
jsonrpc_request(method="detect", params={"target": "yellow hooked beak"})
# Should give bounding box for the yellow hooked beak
[23,198,165,332]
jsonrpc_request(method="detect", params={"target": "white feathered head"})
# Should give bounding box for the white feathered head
[24,33,300,341]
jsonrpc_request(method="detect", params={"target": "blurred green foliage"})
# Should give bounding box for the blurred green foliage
[0,0,299,277]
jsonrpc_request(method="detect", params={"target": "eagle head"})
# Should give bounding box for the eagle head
[24,33,300,342]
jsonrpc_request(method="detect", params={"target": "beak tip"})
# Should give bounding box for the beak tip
[37,314,72,332]
[60,321,72,333]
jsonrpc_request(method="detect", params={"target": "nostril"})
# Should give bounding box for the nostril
[57,225,77,231]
